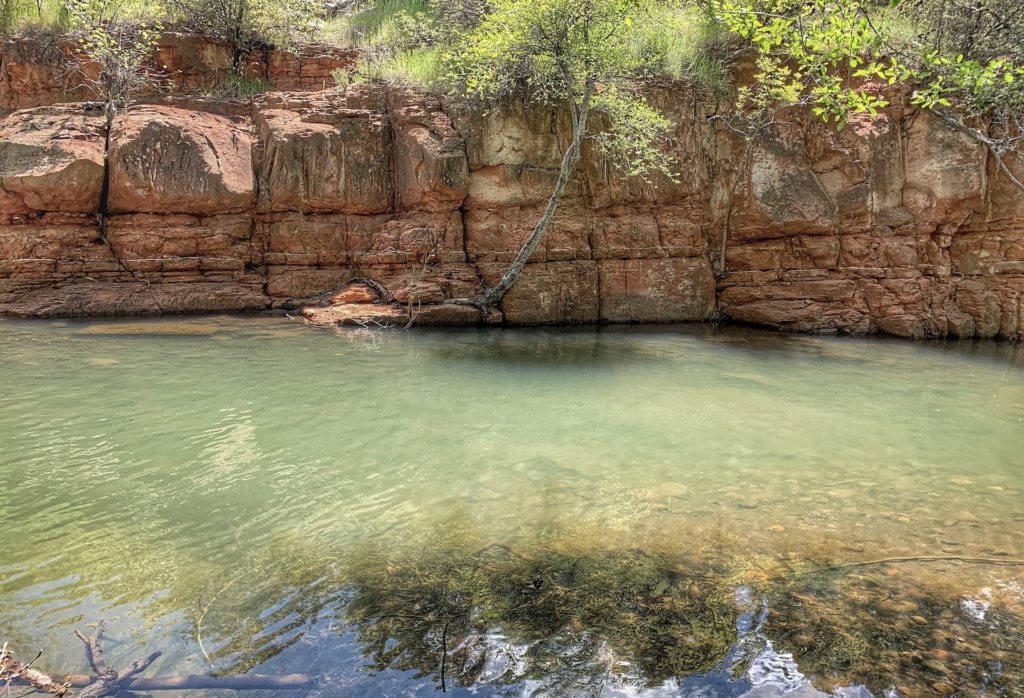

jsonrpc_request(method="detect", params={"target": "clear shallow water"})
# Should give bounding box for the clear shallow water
[0,317,1022,697]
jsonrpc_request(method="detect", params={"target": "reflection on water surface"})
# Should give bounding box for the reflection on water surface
[0,317,1022,696]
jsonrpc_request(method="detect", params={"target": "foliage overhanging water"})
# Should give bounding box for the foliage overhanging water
[1,317,1022,696]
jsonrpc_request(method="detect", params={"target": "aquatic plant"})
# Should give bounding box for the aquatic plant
[340,530,739,691]
[760,567,1024,694]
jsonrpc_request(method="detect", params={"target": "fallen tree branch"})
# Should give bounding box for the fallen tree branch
[6,623,314,696]
[74,622,108,676]
[60,672,315,691]
[763,554,1024,581]
[1,645,70,696]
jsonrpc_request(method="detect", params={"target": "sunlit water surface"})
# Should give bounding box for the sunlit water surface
[1,317,1022,697]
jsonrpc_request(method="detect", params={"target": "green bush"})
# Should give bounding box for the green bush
[163,0,322,67]
[324,0,428,48]
[218,69,269,97]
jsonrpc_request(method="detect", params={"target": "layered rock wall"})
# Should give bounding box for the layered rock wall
[719,108,1024,339]
[0,32,355,113]
[0,34,1021,338]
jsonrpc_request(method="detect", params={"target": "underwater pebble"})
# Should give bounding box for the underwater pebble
[943,511,980,526]
[658,483,689,497]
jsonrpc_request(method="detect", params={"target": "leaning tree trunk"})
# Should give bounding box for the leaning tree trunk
[464,85,594,314]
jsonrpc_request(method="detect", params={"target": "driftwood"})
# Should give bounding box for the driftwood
[1,642,70,695]
[63,672,315,691]
[2,623,313,696]
[73,621,162,698]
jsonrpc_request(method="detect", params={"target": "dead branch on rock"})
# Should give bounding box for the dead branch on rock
[63,672,315,692]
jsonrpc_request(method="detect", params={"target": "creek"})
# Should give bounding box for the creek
[1,317,1022,696]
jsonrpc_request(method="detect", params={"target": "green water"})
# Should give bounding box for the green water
[1,317,1022,696]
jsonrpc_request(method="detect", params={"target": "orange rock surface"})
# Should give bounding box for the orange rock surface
[0,35,1020,337]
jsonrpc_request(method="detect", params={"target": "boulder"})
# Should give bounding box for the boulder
[108,105,254,215]
[736,126,839,238]
[389,89,468,212]
[0,36,86,111]
[482,261,599,325]
[903,111,986,223]
[0,106,106,214]
[255,88,392,214]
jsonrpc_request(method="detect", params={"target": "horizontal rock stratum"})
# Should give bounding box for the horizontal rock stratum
[0,36,1021,337]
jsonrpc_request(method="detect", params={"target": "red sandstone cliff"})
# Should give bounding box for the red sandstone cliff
[0,34,1020,338]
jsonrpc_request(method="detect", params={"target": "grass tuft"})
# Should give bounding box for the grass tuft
[217,70,270,99]
[321,0,428,48]
[632,4,734,96]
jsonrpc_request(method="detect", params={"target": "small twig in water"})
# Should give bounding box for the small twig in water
[440,620,449,693]
[196,576,241,667]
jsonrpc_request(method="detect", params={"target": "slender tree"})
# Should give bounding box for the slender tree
[439,0,679,313]
[64,0,165,125]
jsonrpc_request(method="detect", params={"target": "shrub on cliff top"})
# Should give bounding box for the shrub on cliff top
[700,0,1024,191]
[337,0,731,93]
[0,0,157,34]
[164,0,323,68]
[63,0,165,119]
